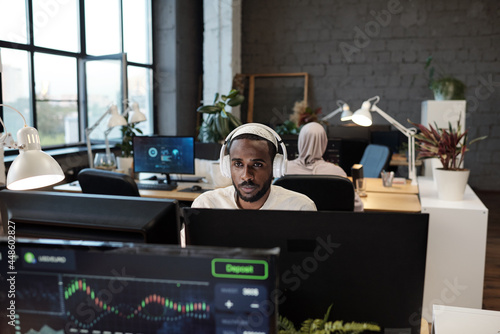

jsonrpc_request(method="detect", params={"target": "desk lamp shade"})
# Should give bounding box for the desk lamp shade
[340,103,353,121]
[128,102,147,124]
[351,101,373,126]
[107,104,127,128]
[321,100,353,122]
[7,126,64,190]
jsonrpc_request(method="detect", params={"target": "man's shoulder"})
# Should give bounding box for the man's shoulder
[191,185,235,208]
[269,185,317,210]
[272,184,310,199]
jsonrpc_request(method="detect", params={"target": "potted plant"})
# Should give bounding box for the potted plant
[410,120,486,200]
[279,305,381,334]
[197,89,244,143]
[425,56,466,100]
[116,122,143,175]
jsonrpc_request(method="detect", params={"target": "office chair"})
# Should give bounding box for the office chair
[359,144,391,178]
[77,168,140,197]
[273,174,355,211]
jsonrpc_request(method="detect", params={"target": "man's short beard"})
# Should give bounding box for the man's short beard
[234,175,273,203]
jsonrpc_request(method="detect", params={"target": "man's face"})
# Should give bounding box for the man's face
[229,138,274,209]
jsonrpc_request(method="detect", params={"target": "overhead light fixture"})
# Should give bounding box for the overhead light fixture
[321,100,353,122]
[0,104,65,190]
[351,96,417,185]
[86,104,127,168]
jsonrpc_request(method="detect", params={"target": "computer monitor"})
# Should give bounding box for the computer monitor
[0,238,280,334]
[182,209,429,334]
[133,136,196,186]
[0,190,180,245]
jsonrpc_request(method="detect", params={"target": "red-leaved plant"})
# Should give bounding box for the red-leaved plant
[409,120,487,171]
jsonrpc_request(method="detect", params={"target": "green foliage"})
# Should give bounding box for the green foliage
[278,305,381,334]
[117,123,143,157]
[197,89,244,143]
[275,120,300,136]
[409,120,487,170]
[425,56,466,100]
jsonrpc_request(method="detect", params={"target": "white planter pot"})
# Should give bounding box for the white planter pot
[117,157,134,177]
[434,168,470,201]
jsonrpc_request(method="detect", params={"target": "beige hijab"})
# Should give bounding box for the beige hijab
[297,122,328,165]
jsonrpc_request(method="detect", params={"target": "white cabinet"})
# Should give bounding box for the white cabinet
[418,177,488,322]
[421,100,466,129]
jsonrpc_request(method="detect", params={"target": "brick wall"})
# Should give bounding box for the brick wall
[241,0,500,191]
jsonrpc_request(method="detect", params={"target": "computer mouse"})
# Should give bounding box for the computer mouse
[191,185,202,191]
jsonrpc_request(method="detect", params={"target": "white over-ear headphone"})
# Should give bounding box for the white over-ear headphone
[219,123,288,178]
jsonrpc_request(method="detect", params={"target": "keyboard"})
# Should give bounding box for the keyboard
[136,182,177,191]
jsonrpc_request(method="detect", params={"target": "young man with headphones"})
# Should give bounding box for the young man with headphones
[191,123,317,210]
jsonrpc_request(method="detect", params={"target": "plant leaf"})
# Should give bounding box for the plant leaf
[226,89,239,99]
[197,105,222,113]
[227,94,245,107]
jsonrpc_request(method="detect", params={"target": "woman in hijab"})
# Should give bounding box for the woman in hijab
[286,122,364,211]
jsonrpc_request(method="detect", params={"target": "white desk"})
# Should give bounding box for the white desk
[418,177,489,322]
[54,180,215,202]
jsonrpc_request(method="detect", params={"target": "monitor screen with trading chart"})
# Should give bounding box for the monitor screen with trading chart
[0,238,279,334]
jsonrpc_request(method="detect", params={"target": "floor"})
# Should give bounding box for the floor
[476,190,500,311]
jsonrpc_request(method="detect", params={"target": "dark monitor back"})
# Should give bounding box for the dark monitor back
[0,190,180,245]
[182,208,429,333]
[283,138,341,164]
[195,142,222,160]
[0,238,279,334]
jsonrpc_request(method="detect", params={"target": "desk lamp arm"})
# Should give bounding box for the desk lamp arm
[371,103,418,185]
[321,100,349,121]
[85,105,115,168]
[0,104,28,149]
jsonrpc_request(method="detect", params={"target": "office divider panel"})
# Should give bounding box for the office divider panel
[183,208,429,334]
[0,190,180,245]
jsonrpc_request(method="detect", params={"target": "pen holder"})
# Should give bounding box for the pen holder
[351,164,364,190]
[381,170,394,187]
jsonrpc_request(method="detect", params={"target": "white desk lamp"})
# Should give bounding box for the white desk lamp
[102,101,147,158]
[321,100,353,122]
[126,102,147,124]
[351,96,417,185]
[0,104,65,190]
[86,104,127,168]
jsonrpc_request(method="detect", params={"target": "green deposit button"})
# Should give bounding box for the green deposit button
[212,258,268,280]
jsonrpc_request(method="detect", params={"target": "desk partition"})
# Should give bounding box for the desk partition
[183,208,429,333]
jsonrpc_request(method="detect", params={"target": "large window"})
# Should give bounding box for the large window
[0,0,153,148]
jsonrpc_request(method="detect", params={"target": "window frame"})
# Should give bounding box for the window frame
[0,0,153,153]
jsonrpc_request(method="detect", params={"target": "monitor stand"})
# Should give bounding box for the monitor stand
[159,173,178,188]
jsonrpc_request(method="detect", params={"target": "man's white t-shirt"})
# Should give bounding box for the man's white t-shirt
[191,185,317,211]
